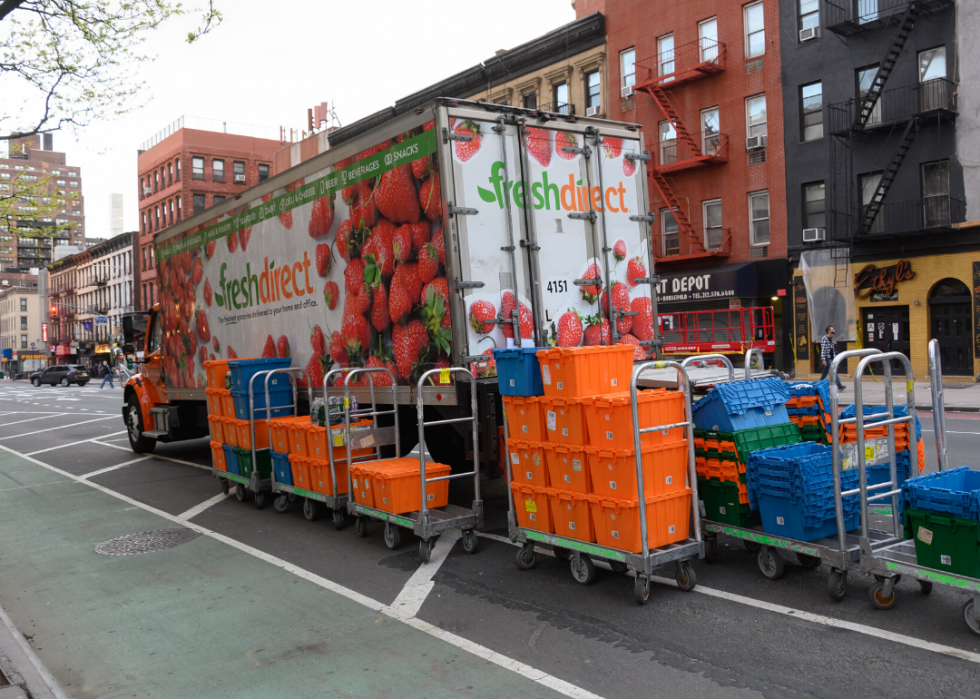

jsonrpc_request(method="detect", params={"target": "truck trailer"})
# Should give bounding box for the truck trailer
[122,98,660,470]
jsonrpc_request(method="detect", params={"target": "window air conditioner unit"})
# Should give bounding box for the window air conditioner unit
[234,174,246,183]
[621,85,635,98]
[745,135,767,150]
[803,227,826,243]
[586,106,600,117]
[142,187,151,195]
[799,27,820,42]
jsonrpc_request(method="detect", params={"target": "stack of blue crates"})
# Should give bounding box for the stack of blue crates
[788,379,831,410]
[228,358,293,420]
[838,404,923,490]
[900,467,980,518]
[692,377,790,432]
[747,442,861,541]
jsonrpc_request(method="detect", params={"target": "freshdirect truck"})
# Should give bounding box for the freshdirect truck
[121,98,660,468]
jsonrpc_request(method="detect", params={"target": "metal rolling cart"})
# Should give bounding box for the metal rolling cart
[508,359,703,605]
[700,349,880,586]
[844,341,980,632]
[344,367,483,563]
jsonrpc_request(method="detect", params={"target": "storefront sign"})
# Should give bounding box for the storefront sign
[41,323,47,342]
[19,353,46,361]
[793,277,809,361]
[95,317,108,325]
[95,344,111,353]
[655,263,757,303]
[56,345,69,356]
[973,262,980,359]
[854,260,915,301]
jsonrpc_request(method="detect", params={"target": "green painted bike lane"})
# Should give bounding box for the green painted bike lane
[0,450,570,699]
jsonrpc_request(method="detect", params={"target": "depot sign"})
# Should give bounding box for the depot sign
[655,263,758,303]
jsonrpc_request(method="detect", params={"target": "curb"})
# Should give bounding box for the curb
[0,603,70,699]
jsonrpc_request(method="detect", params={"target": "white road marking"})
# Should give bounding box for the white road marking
[176,492,231,520]
[0,602,72,699]
[25,431,129,456]
[921,429,980,435]
[389,531,461,620]
[0,416,118,441]
[79,456,151,479]
[476,533,980,665]
[0,444,605,699]
[0,414,67,429]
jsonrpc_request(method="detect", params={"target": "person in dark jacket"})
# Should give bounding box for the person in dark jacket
[100,360,114,389]
[819,325,845,390]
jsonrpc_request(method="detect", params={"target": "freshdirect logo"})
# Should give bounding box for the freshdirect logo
[215,252,315,310]
[477,161,629,213]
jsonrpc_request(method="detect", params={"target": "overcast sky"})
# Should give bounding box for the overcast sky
[39,0,577,237]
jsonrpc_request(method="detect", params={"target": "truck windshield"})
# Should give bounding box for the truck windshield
[147,312,162,354]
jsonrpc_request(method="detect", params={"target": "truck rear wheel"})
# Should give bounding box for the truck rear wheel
[126,395,156,454]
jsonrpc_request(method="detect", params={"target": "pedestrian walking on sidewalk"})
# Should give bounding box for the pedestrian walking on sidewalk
[100,360,114,389]
[819,325,845,391]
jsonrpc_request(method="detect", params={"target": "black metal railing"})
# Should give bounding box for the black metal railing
[830,196,964,238]
[828,78,956,133]
[825,0,953,30]
[536,102,575,116]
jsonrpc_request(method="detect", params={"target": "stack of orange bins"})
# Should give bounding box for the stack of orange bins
[204,359,235,472]
[349,457,452,514]
[506,345,693,554]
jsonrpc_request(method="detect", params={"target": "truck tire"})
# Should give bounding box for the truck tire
[126,394,156,454]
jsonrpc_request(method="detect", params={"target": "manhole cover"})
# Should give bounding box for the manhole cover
[95,529,200,556]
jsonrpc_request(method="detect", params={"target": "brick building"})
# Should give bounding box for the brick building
[0,134,86,269]
[135,118,281,310]
[575,0,792,370]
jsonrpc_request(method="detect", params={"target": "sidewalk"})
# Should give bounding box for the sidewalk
[812,377,980,412]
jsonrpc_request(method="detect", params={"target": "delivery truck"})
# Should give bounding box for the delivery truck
[121,98,660,469]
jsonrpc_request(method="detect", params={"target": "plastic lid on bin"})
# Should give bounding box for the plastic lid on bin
[376,460,451,479]
[693,377,789,417]
[492,347,547,359]
[589,389,670,409]
[552,489,590,504]
[584,440,689,459]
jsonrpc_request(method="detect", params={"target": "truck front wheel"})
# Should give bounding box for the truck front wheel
[126,395,156,454]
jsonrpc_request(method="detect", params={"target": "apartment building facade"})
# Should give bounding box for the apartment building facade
[0,286,44,375]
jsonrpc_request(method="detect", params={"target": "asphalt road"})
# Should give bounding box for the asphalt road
[0,381,978,699]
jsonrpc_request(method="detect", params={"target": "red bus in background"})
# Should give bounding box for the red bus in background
[658,306,775,356]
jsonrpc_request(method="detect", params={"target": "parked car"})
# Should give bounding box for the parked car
[30,365,90,387]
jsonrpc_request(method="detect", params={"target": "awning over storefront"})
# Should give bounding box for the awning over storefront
[56,345,69,356]
[655,260,787,305]
[0,349,11,360]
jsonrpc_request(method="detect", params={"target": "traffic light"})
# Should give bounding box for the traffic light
[50,305,57,317]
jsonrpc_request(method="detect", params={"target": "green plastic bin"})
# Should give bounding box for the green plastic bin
[732,423,802,464]
[903,509,980,578]
[236,447,272,481]
[799,425,828,445]
[699,477,761,527]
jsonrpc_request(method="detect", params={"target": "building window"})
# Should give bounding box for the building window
[168,162,173,186]
[621,48,636,90]
[703,199,723,250]
[919,47,947,111]
[192,156,205,180]
[213,159,225,182]
[745,2,766,58]
[749,190,770,245]
[175,158,180,179]
[799,0,819,32]
[20,335,27,349]
[803,182,826,229]
[746,94,767,138]
[522,92,537,109]
[214,195,226,206]
[658,34,675,78]
[857,66,881,125]
[20,316,27,330]
[258,164,270,182]
[661,208,679,256]
[860,172,884,234]
[154,171,159,192]
[20,299,26,311]
[585,70,601,112]
[169,200,174,225]
[659,120,677,165]
[701,107,720,155]
[553,82,569,114]
[922,160,950,228]
[700,17,719,63]
[233,161,245,181]
[801,81,823,141]
[193,193,205,214]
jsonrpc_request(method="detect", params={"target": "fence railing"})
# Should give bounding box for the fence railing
[828,78,956,132]
[636,37,726,88]
[654,228,732,260]
[656,131,729,170]
[829,196,964,238]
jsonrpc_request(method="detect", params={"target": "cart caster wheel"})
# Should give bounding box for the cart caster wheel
[609,560,628,574]
[918,580,933,595]
[273,494,290,513]
[704,535,718,564]
[964,599,980,636]
[332,509,345,531]
[744,540,762,552]
[235,483,249,502]
[826,569,848,601]
[254,490,269,510]
[303,498,323,522]
[570,554,596,585]
[419,538,435,563]
[675,561,697,591]
[383,523,402,550]
[869,579,897,610]
[516,544,536,570]
[757,547,785,580]
[287,494,298,504]
[220,479,230,495]
[634,576,651,605]
[797,553,821,569]
[461,530,479,554]
[553,547,571,561]
[355,517,369,537]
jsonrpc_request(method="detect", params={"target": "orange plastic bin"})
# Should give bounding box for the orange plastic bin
[269,416,308,454]
[307,420,374,462]
[235,418,270,451]
[288,453,313,491]
[203,359,232,389]
[210,441,227,471]
[541,443,590,493]
[588,489,692,553]
[373,459,451,515]
[350,463,382,507]
[543,397,590,445]
[207,415,223,443]
[506,439,549,487]
[585,440,690,499]
[309,459,349,496]
[549,490,595,542]
[584,389,686,449]
[509,482,554,533]
[287,422,311,456]
[502,396,548,442]
[218,390,235,419]
[535,345,633,398]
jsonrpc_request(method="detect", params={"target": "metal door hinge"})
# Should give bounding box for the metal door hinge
[633,276,661,285]
[629,213,656,223]
[625,151,651,162]
[568,211,596,222]
[448,204,478,216]
[452,279,485,290]
[519,240,540,251]
[443,128,472,143]
[560,146,592,157]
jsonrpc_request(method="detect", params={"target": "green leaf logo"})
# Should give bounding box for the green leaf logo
[477,185,497,203]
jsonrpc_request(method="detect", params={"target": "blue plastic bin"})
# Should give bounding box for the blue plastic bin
[756,490,861,541]
[223,443,241,476]
[227,358,292,393]
[492,347,547,396]
[692,378,790,432]
[788,379,830,410]
[900,466,980,519]
[838,404,922,440]
[231,387,293,420]
[867,450,911,491]
[271,451,293,486]
[746,442,861,514]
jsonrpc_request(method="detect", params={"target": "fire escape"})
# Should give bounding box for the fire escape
[825,0,958,283]
[634,38,730,264]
